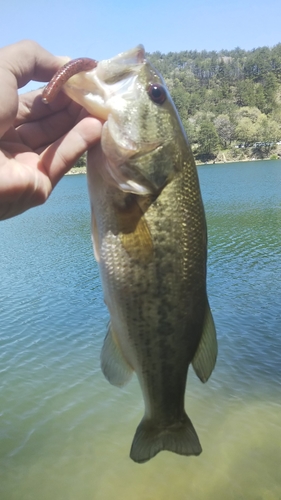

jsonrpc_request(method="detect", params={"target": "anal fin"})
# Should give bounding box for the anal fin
[192,302,217,383]
[101,323,133,387]
[91,209,100,263]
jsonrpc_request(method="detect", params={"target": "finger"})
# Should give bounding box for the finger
[39,116,102,186]
[14,88,72,126]
[16,99,84,150]
[0,40,64,138]
[0,40,64,88]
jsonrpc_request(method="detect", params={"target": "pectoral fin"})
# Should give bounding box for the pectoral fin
[192,302,217,383]
[115,196,154,262]
[121,217,153,262]
[101,323,133,387]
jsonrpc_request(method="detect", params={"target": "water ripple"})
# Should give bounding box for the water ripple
[0,164,281,499]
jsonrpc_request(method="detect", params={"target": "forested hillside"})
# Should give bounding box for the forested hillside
[149,44,281,161]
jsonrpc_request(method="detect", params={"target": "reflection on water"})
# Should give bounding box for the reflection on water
[0,161,281,499]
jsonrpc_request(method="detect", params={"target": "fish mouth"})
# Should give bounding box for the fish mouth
[61,46,173,196]
[62,45,146,121]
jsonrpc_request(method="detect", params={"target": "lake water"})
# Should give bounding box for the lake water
[1,160,281,500]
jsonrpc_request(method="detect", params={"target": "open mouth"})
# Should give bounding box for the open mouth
[42,46,146,122]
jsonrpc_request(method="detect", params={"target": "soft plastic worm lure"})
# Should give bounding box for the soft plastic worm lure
[42,57,98,103]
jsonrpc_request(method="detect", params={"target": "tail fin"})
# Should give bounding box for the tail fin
[130,414,202,464]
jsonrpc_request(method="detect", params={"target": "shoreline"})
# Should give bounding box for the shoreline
[66,157,280,175]
[197,157,281,166]
[66,166,87,175]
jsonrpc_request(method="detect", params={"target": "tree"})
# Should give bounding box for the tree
[243,46,272,81]
[148,44,281,138]
[75,153,86,168]
[255,116,281,145]
[263,73,278,113]
[235,106,262,123]
[254,84,266,113]
[198,121,219,154]
[184,119,197,144]
[236,79,256,107]
[214,114,235,147]
[170,83,190,122]
[235,117,256,145]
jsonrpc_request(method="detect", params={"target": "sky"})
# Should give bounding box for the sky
[1,0,281,92]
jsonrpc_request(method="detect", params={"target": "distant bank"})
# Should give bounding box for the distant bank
[66,155,281,175]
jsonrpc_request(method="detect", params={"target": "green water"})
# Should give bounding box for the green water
[0,160,281,499]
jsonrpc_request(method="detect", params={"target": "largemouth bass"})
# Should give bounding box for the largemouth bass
[44,46,217,463]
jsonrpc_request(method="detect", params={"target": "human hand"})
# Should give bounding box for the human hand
[0,40,102,220]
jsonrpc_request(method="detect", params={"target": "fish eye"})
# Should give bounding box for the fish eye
[147,83,167,104]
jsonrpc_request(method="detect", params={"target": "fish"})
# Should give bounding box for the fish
[44,46,217,463]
